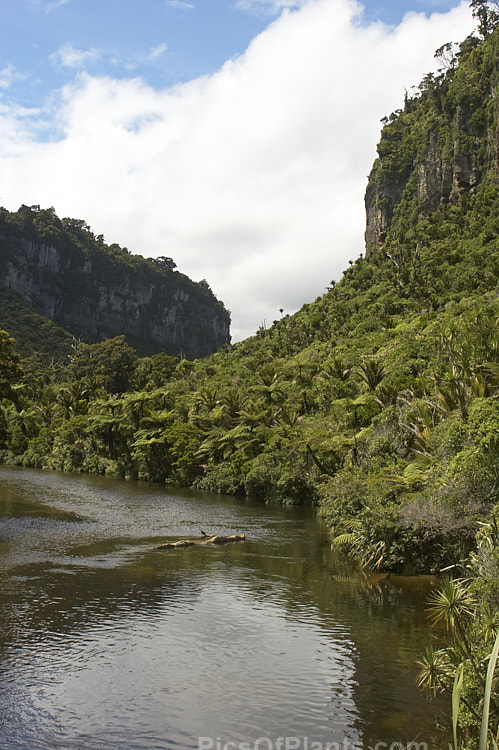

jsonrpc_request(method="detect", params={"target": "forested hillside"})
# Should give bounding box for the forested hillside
[1,17,498,581]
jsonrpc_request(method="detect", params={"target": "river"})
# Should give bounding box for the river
[0,466,448,750]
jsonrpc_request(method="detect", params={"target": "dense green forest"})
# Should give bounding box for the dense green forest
[1,5,498,744]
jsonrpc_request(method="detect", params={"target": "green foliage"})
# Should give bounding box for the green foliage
[0,290,73,362]
[417,529,499,747]
[0,21,496,747]
[68,336,138,395]
[471,0,499,36]
[453,663,465,750]
[0,24,498,586]
[0,330,24,448]
[0,329,23,400]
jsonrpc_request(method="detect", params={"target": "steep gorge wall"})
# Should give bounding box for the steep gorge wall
[0,208,230,359]
[364,30,499,254]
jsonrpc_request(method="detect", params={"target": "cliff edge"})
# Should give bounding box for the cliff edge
[0,205,230,359]
[365,28,499,254]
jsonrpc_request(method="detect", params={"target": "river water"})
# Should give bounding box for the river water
[0,466,448,750]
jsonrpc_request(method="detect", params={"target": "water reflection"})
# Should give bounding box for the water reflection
[0,467,447,749]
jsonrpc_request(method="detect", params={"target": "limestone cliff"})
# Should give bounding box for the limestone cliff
[0,206,230,359]
[365,30,499,254]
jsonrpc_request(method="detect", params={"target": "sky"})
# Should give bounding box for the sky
[0,0,476,342]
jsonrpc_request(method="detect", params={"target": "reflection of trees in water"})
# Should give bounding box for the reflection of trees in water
[204,538,449,746]
[0,554,200,649]
[0,495,447,745]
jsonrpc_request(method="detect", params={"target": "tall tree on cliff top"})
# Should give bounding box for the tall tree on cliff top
[470,0,499,35]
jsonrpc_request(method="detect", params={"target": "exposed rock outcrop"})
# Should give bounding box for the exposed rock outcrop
[364,33,499,255]
[0,206,230,358]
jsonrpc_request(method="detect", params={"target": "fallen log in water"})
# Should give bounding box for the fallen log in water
[152,533,245,551]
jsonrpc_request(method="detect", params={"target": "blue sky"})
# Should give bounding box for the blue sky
[2,0,465,108]
[2,1,266,108]
[0,0,475,340]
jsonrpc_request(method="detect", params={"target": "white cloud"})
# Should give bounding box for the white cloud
[49,42,167,77]
[46,0,71,10]
[0,0,474,341]
[32,0,72,12]
[147,43,169,61]
[0,65,24,90]
[50,43,101,69]
[165,0,195,9]
[125,43,168,70]
[236,0,305,14]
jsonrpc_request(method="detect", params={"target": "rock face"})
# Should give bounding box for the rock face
[364,33,499,254]
[0,207,230,359]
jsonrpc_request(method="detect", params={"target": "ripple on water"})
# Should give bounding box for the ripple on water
[0,467,449,749]
[0,573,360,747]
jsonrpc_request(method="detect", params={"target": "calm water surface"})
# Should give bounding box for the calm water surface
[0,466,448,750]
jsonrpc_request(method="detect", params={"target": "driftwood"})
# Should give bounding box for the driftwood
[152,533,245,551]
